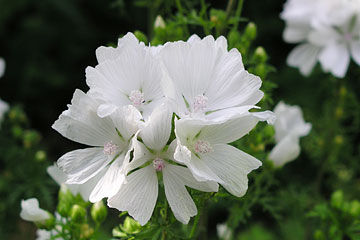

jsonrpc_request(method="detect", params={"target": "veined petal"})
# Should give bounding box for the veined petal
[163,165,197,224]
[140,102,172,151]
[110,105,142,141]
[89,154,127,202]
[108,165,158,226]
[287,43,321,76]
[269,135,301,167]
[319,43,350,78]
[128,137,153,171]
[201,144,262,197]
[52,89,119,146]
[58,148,110,184]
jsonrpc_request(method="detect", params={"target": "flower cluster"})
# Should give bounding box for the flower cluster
[269,101,311,167]
[53,33,273,225]
[281,0,360,77]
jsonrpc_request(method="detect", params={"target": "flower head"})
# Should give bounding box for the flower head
[20,198,51,222]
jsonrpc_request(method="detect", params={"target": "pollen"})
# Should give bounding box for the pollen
[194,140,213,154]
[129,90,145,107]
[103,141,118,155]
[193,95,208,113]
[153,157,165,171]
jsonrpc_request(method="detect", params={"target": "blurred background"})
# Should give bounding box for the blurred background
[0,0,359,239]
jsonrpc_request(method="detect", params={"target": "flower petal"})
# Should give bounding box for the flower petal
[20,199,50,222]
[108,165,158,226]
[351,40,360,66]
[269,135,301,167]
[52,89,119,146]
[287,43,321,76]
[58,147,110,184]
[140,103,172,151]
[201,144,262,197]
[319,43,350,78]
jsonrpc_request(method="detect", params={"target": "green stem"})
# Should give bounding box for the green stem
[200,0,211,35]
[233,0,244,30]
[189,210,201,239]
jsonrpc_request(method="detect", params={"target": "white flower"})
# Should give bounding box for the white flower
[269,101,311,167]
[86,32,165,119]
[217,223,232,240]
[52,89,141,202]
[20,198,51,222]
[160,35,264,122]
[281,0,360,77]
[108,103,218,225]
[174,112,263,197]
[0,58,5,78]
[47,164,102,201]
[36,229,63,240]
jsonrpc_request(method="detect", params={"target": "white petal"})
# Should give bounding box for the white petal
[351,40,360,65]
[319,43,350,78]
[58,148,110,184]
[128,137,153,171]
[201,144,262,197]
[287,43,321,76]
[140,102,172,151]
[108,165,158,226]
[52,89,119,146]
[163,165,197,224]
[0,58,5,78]
[307,28,338,46]
[174,144,223,183]
[20,198,50,222]
[110,105,142,141]
[269,135,300,167]
[283,23,310,43]
[97,104,118,118]
[89,154,127,202]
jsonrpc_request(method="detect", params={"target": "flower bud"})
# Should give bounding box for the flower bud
[330,190,344,210]
[35,150,47,162]
[80,224,94,239]
[253,47,268,63]
[349,200,360,217]
[70,204,87,223]
[244,22,257,41]
[122,216,141,234]
[314,230,325,240]
[134,30,148,44]
[154,15,166,29]
[57,184,74,217]
[91,201,107,224]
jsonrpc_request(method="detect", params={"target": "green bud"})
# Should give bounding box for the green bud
[228,30,241,49]
[91,201,107,224]
[35,212,55,230]
[253,63,267,79]
[11,125,23,139]
[263,125,275,138]
[35,150,46,162]
[244,22,257,41]
[253,47,268,63]
[134,30,148,44]
[23,130,41,148]
[331,190,344,210]
[349,200,360,217]
[80,224,94,239]
[70,204,87,223]
[314,229,325,240]
[57,184,74,217]
[122,216,141,234]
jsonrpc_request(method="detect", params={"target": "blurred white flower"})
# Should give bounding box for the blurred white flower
[52,89,141,203]
[160,35,264,122]
[0,58,5,78]
[108,103,218,225]
[86,32,165,119]
[154,15,166,29]
[0,99,9,127]
[281,0,360,77]
[20,198,51,222]
[174,113,264,197]
[217,223,232,240]
[269,101,311,167]
[47,164,102,201]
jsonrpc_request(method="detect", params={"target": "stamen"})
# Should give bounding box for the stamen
[103,141,118,155]
[194,140,213,154]
[193,95,208,113]
[153,157,165,171]
[129,90,145,107]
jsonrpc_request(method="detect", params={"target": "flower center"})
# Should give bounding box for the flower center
[193,95,208,113]
[194,140,213,154]
[103,141,118,155]
[153,157,165,171]
[129,90,145,107]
